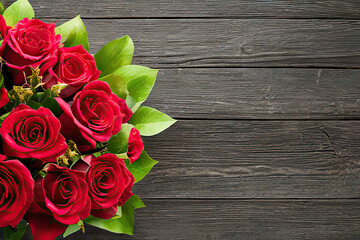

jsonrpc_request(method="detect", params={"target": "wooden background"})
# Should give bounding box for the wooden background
[3,0,360,239]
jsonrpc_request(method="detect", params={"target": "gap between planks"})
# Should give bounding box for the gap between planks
[137,197,360,201]
[173,118,360,121]
[39,16,360,21]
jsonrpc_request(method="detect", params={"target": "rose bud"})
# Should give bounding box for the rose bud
[0,155,34,228]
[0,18,60,85]
[42,45,101,98]
[0,15,11,40]
[127,128,144,163]
[0,87,9,108]
[74,153,134,219]
[56,80,131,152]
[119,98,132,123]
[26,164,91,240]
[0,104,67,162]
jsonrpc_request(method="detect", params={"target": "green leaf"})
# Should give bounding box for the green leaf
[99,74,128,99]
[113,65,158,110]
[115,206,122,218]
[125,95,137,111]
[92,151,102,158]
[38,169,46,178]
[107,123,133,154]
[129,195,145,209]
[63,220,85,238]
[0,112,9,125]
[84,195,145,235]
[55,15,89,51]
[41,95,61,116]
[115,153,128,159]
[27,90,61,116]
[128,106,176,136]
[3,220,28,240]
[95,35,134,77]
[3,101,14,113]
[0,72,4,86]
[63,224,81,238]
[3,0,34,27]
[27,99,42,110]
[0,3,4,15]
[111,206,122,219]
[125,150,157,183]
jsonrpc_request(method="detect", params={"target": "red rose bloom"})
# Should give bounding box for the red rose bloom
[42,45,101,98]
[127,128,144,163]
[0,87,9,108]
[76,153,134,219]
[56,80,131,152]
[0,18,60,85]
[27,164,91,240]
[0,155,34,228]
[0,104,67,162]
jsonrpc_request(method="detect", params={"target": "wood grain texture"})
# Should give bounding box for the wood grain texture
[79,19,360,68]
[9,199,360,239]
[147,68,360,119]
[1,0,359,239]
[131,120,360,198]
[6,0,360,19]
[59,199,360,239]
[4,7,360,68]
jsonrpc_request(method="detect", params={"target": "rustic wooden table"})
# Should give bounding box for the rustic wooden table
[4,0,360,239]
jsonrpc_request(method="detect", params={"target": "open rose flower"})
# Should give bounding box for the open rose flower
[0,155,34,228]
[26,164,91,240]
[74,153,134,219]
[0,104,67,162]
[56,80,131,152]
[42,45,101,98]
[127,128,144,163]
[0,18,60,85]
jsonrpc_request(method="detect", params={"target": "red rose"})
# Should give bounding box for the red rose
[75,153,134,219]
[0,104,67,162]
[119,99,132,123]
[0,87,8,108]
[27,164,91,240]
[42,45,101,98]
[127,128,144,163]
[56,80,131,152]
[0,15,11,40]
[0,155,34,228]
[0,18,60,85]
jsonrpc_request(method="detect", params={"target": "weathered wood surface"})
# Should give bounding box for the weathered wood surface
[2,0,360,239]
[64,199,360,240]
[5,8,360,68]
[9,0,360,19]
[9,199,359,239]
[147,68,360,119]
[79,19,360,68]
[135,120,360,198]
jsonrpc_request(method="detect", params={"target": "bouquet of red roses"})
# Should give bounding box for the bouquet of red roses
[0,1,176,239]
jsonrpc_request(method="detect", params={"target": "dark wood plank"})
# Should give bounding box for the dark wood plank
[58,199,360,239]
[131,120,360,198]
[3,16,360,68]
[80,19,360,68]
[7,0,360,19]
[147,68,360,119]
[4,199,360,239]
